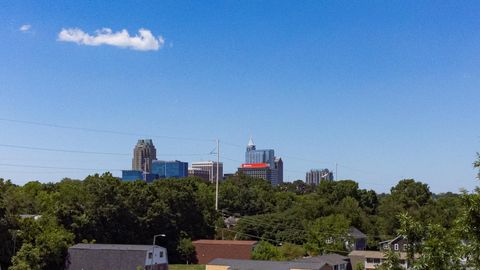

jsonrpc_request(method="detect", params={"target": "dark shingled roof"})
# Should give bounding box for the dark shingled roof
[70,243,156,251]
[66,244,166,270]
[349,227,367,239]
[295,253,349,266]
[208,258,325,270]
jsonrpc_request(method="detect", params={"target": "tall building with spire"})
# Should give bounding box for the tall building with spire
[239,137,283,185]
[245,137,275,167]
[132,139,157,172]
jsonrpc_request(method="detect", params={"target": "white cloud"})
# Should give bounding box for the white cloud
[58,27,164,51]
[19,24,31,32]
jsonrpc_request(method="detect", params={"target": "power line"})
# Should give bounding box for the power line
[0,163,122,172]
[0,143,213,157]
[0,117,215,142]
[0,143,130,156]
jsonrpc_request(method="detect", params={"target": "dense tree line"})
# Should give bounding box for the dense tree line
[0,153,479,269]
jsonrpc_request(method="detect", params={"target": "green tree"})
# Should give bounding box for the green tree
[176,238,196,264]
[252,241,280,260]
[277,243,305,261]
[9,243,43,270]
[354,262,365,270]
[456,154,480,269]
[375,250,403,270]
[397,213,424,267]
[304,214,351,255]
[414,224,462,270]
[12,216,74,270]
[0,195,16,269]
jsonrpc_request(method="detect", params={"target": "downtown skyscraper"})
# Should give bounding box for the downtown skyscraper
[132,139,157,172]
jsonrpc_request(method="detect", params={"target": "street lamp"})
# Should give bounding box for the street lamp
[151,234,166,269]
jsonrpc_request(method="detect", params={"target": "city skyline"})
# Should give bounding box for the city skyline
[1,1,479,193]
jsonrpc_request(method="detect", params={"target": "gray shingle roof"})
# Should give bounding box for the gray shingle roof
[66,244,167,270]
[295,253,349,266]
[349,227,367,239]
[70,243,159,251]
[208,258,325,270]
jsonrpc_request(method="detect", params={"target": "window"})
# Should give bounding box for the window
[394,243,399,251]
[334,266,338,270]
[373,258,381,264]
[367,258,374,263]
[160,251,164,258]
[339,264,346,270]
[148,252,153,259]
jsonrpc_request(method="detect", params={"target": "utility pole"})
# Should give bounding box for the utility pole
[215,139,220,211]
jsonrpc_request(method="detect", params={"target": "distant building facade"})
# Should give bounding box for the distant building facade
[379,236,408,252]
[237,163,274,184]
[240,138,283,185]
[349,250,408,270]
[121,170,158,183]
[188,168,211,181]
[132,139,157,172]
[65,244,168,270]
[151,160,188,179]
[306,169,334,185]
[191,161,224,183]
[122,170,144,181]
[274,158,283,185]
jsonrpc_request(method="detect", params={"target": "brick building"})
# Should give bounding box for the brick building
[192,240,257,264]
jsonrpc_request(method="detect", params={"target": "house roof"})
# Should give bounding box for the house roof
[208,258,325,270]
[349,250,408,260]
[379,235,404,245]
[66,244,167,270]
[69,243,163,251]
[193,240,258,246]
[295,253,349,266]
[349,227,367,239]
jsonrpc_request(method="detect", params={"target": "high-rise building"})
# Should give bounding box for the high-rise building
[191,161,224,183]
[188,168,211,181]
[151,160,188,179]
[306,169,334,185]
[245,138,275,167]
[274,158,283,185]
[242,138,283,185]
[237,163,274,183]
[132,139,157,172]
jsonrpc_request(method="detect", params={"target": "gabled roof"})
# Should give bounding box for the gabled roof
[349,227,367,239]
[209,258,325,270]
[379,235,404,245]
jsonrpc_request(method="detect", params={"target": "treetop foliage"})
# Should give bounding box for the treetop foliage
[0,155,479,270]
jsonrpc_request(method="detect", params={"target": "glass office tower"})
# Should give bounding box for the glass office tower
[151,160,188,179]
[245,138,275,167]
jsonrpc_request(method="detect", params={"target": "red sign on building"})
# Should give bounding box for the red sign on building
[240,163,269,168]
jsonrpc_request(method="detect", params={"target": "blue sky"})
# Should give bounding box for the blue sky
[0,1,479,192]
